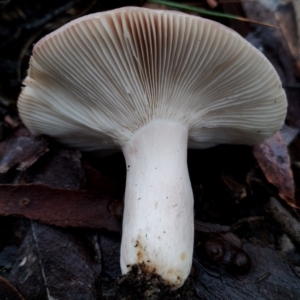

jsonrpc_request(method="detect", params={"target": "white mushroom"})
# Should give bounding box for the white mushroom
[18,7,287,288]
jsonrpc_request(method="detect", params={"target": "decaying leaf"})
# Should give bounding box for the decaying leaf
[21,149,86,189]
[0,127,48,174]
[7,222,102,300]
[291,0,300,76]
[272,0,300,77]
[0,145,122,231]
[253,131,296,207]
[99,233,122,282]
[0,184,122,232]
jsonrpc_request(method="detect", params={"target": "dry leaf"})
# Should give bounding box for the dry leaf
[0,138,122,229]
[7,223,102,300]
[253,131,296,207]
[0,184,122,232]
[21,149,86,189]
[0,127,48,173]
[273,2,298,61]
[291,0,300,76]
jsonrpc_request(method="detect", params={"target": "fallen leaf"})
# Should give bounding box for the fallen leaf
[273,2,298,69]
[291,0,300,77]
[253,131,296,207]
[0,127,48,173]
[0,184,122,232]
[99,233,122,281]
[7,222,102,300]
[21,149,86,189]
[0,137,122,229]
[0,276,25,300]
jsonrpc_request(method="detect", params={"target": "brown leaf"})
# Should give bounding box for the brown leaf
[0,127,48,173]
[253,131,296,207]
[7,223,102,300]
[274,2,298,69]
[0,276,25,300]
[0,184,122,232]
[291,0,300,77]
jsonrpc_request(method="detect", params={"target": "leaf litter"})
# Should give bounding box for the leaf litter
[253,131,296,207]
[0,126,48,174]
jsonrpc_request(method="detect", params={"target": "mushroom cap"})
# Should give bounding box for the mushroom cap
[18,7,287,151]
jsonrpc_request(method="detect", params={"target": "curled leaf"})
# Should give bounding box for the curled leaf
[253,131,296,207]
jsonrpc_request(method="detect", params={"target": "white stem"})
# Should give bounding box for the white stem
[120,119,194,288]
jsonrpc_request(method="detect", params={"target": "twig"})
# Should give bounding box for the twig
[267,197,300,246]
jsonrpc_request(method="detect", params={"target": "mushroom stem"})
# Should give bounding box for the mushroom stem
[120,119,194,288]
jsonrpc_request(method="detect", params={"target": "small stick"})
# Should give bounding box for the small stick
[267,197,300,246]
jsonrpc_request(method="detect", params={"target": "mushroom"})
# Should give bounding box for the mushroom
[18,7,287,288]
